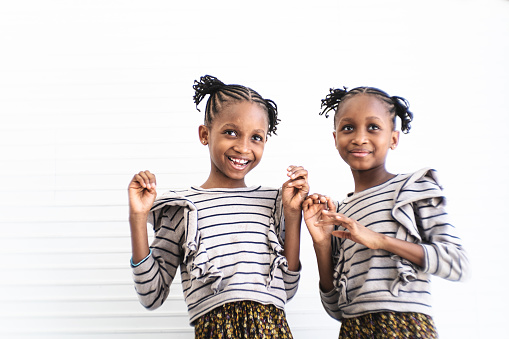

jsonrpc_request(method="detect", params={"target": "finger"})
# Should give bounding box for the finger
[133,173,148,188]
[287,165,307,179]
[302,199,313,210]
[287,178,308,189]
[146,171,157,189]
[327,197,336,211]
[140,170,157,189]
[314,215,341,227]
[289,168,307,179]
[332,230,351,239]
[135,171,155,189]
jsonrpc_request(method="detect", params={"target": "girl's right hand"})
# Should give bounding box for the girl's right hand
[303,194,335,246]
[128,170,157,216]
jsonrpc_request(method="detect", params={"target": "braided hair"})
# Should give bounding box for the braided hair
[319,86,413,134]
[193,75,279,136]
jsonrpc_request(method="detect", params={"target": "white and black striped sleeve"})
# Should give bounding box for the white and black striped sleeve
[131,205,185,310]
[416,196,470,281]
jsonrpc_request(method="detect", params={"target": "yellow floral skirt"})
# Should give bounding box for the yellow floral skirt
[194,300,293,339]
[339,312,438,339]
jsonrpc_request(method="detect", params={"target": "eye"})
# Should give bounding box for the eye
[224,130,237,137]
[341,125,354,132]
[252,134,264,142]
[368,124,380,131]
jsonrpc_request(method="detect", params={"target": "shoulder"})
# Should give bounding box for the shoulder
[400,168,442,192]
[395,168,444,206]
[151,188,197,211]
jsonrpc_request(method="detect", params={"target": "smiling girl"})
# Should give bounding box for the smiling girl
[128,75,308,338]
[303,86,470,338]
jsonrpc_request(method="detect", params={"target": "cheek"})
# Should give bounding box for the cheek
[253,142,266,159]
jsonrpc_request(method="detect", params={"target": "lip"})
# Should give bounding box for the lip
[348,149,372,157]
[227,156,251,170]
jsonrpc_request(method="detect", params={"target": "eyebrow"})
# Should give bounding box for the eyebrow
[221,123,267,134]
[339,116,384,123]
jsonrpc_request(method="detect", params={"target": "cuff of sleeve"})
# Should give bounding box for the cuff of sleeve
[286,261,302,275]
[319,284,337,300]
[131,249,152,267]
[420,243,435,274]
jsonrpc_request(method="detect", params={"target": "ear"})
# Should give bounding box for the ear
[390,130,400,150]
[332,131,337,146]
[198,125,209,145]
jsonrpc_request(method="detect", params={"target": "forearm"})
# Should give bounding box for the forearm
[379,235,425,268]
[129,212,151,264]
[282,213,302,271]
[313,241,335,292]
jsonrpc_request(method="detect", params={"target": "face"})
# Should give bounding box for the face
[333,94,399,173]
[199,101,269,188]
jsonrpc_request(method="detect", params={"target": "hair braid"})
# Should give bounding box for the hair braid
[192,75,280,136]
[319,86,413,134]
[391,96,413,134]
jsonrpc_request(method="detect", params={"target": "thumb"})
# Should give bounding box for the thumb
[327,198,335,211]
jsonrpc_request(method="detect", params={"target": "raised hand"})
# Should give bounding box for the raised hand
[128,170,157,264]
[282,165,309,213]
[128,170,158,216]
[317,209,425,266]
[302,194,335,246]
[281,165,309,272]
[316,210,385,250]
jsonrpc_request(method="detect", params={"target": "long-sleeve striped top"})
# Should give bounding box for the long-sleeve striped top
[320,168,470,321]
[131,185,300,324]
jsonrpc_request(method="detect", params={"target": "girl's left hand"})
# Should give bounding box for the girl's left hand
[282,165,309,212]
[316,210,385,250]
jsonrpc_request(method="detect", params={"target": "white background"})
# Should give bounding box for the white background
[1,0,508,338]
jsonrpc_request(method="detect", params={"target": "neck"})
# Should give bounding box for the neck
[200,175,247,189]
[351,166,395,193]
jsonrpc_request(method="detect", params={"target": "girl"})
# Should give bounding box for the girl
[303,86,470,338]
[128,75,308,338]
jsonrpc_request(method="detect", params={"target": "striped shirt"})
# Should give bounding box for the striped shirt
[320,168,470,321]
[131,186,300,324]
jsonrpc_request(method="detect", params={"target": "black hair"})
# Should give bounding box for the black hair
[319,86,413,134]
[192,75,279,136]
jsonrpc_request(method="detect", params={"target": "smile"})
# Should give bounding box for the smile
[349,149,372,157]
[228,156,250,168]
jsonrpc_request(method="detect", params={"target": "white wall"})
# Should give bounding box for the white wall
[0,0,507,338]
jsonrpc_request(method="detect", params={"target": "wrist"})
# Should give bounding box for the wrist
[129,210,149,220]
[376,233,390,251]
[313,239,332,253]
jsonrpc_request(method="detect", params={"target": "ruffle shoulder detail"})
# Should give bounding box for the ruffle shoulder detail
[266,188,288,288]
[392,168,445,241]
[148,191,223,293]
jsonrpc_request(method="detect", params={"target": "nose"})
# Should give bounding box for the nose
[352,130,368,145]
[233,136,250,154]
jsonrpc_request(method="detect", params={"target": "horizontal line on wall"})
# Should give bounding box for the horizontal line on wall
[0,280,181,287]
[0,311,189,319]
[5,265,131,271]
[0,328,194,335]
[0,295,183,303]
[0,219,129,224]
[0,220,128,224]
[0,248,131,254]
[0,234,129,239]
[0,233,131,239]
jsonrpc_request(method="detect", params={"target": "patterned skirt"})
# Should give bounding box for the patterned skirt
[339,312,438,339]
[194,300,293,339]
